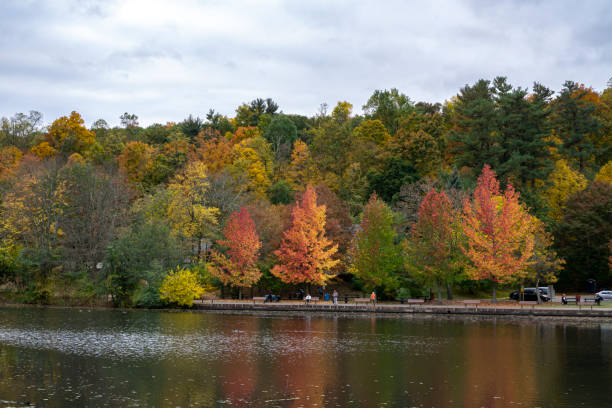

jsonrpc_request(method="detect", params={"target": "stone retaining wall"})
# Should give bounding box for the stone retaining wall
[193,302,612,318]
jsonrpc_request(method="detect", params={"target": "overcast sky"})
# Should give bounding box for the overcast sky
[1,0,610,127]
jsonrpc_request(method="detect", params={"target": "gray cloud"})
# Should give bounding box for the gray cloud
[0,0,610,127]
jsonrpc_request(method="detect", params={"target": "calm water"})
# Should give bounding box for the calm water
[0,307,610,407]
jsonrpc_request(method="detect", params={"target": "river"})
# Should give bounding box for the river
[0,307,610,407]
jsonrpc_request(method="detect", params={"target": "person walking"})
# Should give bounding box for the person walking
[370,291,376,304]
[333,290,338,304]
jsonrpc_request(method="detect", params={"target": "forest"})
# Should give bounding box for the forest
[0,77,611,307]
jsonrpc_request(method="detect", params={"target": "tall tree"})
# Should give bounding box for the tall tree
[272,186,338,286]
[209,207,262,295]
[167,161,219,258]
[494,79,555,193]
[449,80,502,177]
[348,193,403,293]
[462,165,535,301]
[405,189,463,300]
[552,81,602,173]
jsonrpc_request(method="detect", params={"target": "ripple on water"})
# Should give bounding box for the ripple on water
[0,326,443,361]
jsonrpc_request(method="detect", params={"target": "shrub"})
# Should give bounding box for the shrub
[159,266,205,307]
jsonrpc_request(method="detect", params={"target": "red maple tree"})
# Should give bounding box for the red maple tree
[209,207,262,289]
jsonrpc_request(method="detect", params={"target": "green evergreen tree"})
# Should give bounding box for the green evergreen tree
[552,81,602,173]
[449,79,502,177]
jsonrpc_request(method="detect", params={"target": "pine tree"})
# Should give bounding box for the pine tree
[552,81,602,173]
[450,79,503,177]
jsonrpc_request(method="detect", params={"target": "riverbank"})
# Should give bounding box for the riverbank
[192,299,612,318]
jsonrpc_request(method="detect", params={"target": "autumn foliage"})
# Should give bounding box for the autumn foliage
[462,165,535,287]
[209,207,262,288]
[406,188,460,297]
[272,185,338,285]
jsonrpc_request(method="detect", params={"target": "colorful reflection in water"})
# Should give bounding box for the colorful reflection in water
[0,307,610,407]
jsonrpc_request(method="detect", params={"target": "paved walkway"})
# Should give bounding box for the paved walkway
[192,299,612,318]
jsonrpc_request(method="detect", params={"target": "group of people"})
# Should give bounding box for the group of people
[303,290,341,303]
[267,288,378,305]
[264,294,280,302]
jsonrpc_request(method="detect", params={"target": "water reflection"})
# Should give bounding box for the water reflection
[0,308,610,407]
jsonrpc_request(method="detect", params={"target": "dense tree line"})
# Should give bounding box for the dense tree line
[0,77,611,306]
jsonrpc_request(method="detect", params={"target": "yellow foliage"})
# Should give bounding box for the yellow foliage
[167,161,219,253]
[46,111,95,154]
[231,138,272,196]
[332,101,353,123]
[159,266,205,307]
[31,142,57,158]
[286,140,320,191]
[595,161,612,185]
[541,160,588,221]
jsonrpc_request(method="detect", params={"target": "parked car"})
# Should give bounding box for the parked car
[510,288,550,302]
[595,290,612,301]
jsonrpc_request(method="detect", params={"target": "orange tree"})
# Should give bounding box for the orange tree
[209,207,262,297]
[271,185,338,287]
[462,165,535,302]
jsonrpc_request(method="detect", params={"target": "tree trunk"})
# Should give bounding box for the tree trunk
[239,287,242,300]
[536,278,541,305]
[436,283,442,304]
[446,281,453,300]
[492,282,497,303]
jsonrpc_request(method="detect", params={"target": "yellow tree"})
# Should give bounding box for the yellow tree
[167,161,219,258]
[272,186,338,286]
[540,159,587,221]
[38,111,95,156]
[230,137,273,196]
[286,140,320,192]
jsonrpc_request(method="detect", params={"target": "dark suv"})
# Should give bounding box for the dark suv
[510,288,550,302]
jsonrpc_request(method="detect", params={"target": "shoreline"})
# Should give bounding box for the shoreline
[192,300,612,320]
[4,300,612,322]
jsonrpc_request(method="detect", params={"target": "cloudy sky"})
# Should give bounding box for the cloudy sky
[1,0,610,127]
